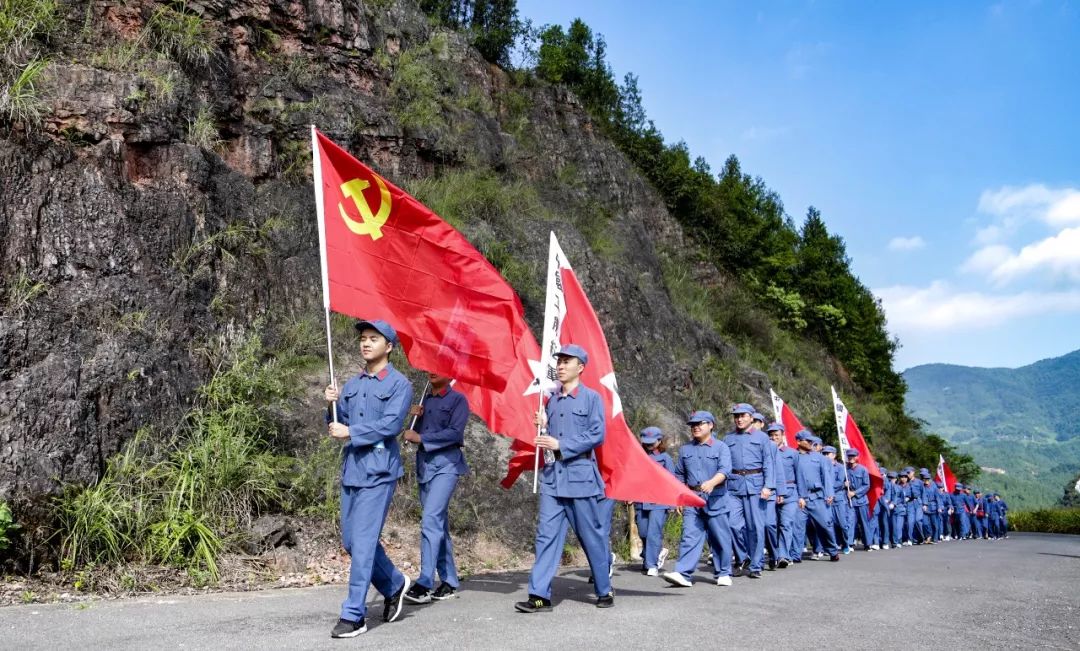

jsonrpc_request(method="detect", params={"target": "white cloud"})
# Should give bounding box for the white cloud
[977,184,1080,226]
[875,280,1080,333]
[961,244,1012,275]
[978,226,1080,284]
[887,236,925,251]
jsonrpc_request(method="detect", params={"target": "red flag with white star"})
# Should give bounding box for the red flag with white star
[501,234,704,507]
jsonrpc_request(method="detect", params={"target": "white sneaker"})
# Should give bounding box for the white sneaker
[903,541,913,547]
[869,545,880,550]
[609,552,616,578]
[661,571,692,587]
[646,567,658,577]
[657,547,670,569]
[715,575,732,586]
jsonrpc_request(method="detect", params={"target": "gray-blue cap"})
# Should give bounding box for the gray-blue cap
[822,445,837,454]
[845,448,859,457]
[355,318,399,346]
[955,483,965,489]
[810,435,823,446]
[553,343,589,365]
[766,422,785,433]
[887,471,898,478]
[795,429,812,441]
[640,426,662,444]
[730,403,755,415]
[687,410,716,425]
[751,412,766,422]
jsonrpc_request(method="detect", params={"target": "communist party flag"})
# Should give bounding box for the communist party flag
[831,386,885,512]
[768,389,803,449]
[937,455,957,492]
[501,233,704,508]
[312,128,526,391]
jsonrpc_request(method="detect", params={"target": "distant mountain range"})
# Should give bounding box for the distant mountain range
[904,349,1080,509]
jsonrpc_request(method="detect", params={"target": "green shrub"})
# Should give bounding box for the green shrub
[0,0,59,66]
[146,3,216,69]
[0,501,19,556]
[185,106,220,150]
[0,57,48,129]
[407,167,549,230]
[1009,508,1080,534]
[56,334,296,580]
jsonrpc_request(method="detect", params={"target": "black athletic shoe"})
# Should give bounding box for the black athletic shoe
[829,554,840,562]
[748,570,762,579]
[596,593,615,608]
[404,583,432,605]
[384,576,410,622]
[514,595,553,613]
[432,583,457,600]
[330,618,367,638]
[777,559,790,569]
[767,560,777,570]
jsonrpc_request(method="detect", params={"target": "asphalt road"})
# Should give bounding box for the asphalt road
[3,533,1078,650]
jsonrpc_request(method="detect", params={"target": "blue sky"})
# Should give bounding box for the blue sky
[516,0,1080,370]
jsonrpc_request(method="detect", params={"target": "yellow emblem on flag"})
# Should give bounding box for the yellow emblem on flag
[338,174,392,240]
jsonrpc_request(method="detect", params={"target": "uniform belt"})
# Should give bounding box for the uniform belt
[732,468,763,475]
[785,480,797,484]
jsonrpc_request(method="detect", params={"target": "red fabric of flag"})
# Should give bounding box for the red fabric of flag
[841,412,885,513]
[501,262,704,507]
[937,455,957,493]
[315,130,526,391]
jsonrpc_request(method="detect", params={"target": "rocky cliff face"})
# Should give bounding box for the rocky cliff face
[1,0,791,516]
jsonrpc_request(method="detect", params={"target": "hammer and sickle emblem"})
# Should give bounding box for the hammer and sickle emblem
[338,174,392,240]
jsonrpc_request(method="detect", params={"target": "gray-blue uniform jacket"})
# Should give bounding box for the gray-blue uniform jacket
[909,479,925,509]
[539,384,606,499]
[847,464,870,506]
[675,436,732,515]
[922,482,939,511]
[776,446,800,499]
[723,428,777,496]
[638,451,678,511]
[796,451,834,502]
[831,462,848,497]
[415,386,470,484]
[330,363,413,488]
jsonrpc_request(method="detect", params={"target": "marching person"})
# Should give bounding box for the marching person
[402,372,469,604]
[636,427,675,576]
[892,472,910,547]
[844,449,873,550]
[794,430,840,562]
[920,471,939,544]
[515,344,614,613]
[822,446,851,554]
[325,319,414,638]
[953,483,971,539]
[724,403,777,579]
[661,410,734,587]
[767,422,799,568]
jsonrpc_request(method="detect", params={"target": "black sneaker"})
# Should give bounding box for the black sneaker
[596,593,615,608]
[405,583,432,605]
[777,559,790,569]
[330,617,367,638]
[829,554,840,562]
[748,570,762,579]
[384,576,410,622]
[432,583,457,600]
[767,559,776,570]
[514,594,553,613]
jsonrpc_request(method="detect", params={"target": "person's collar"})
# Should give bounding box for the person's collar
[694,435,714,446]
[559,384,580,398]
[431,384,450,397]
[363,362,392,380]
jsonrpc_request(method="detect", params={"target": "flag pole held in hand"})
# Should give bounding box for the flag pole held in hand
[312,125,339,424]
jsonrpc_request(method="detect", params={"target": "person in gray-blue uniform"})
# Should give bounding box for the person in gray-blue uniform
[516,344,613,613]
[995,493,1009,538]
[985,493,1000,539]
[844,448,873,550]
[934,480,950,540]
[662,410,735,587]
[903,467,923,544]
[766,423,799,568]
[402,372,469,605]
[724,403,777,579]
[952,483,970,539]
[822,446,851,553]
[892,472,910,546]
[325,319,414,638]
[794,430,840,561]
[636,427,675,576]
[872,467,893,549]
[919,471,939,544]
[963,486,978,539]
[972,488,988,539]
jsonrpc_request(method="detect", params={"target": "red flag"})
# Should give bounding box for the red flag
[501,235,704,507]
[769,389,803,449]
[937,455,957,493]
[831,387,885,513]
[312,128,526,391]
